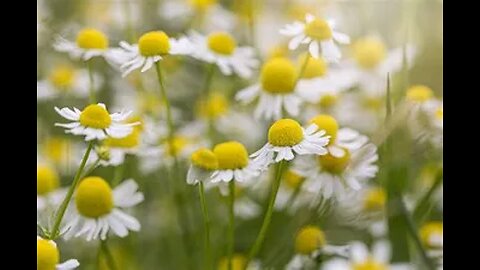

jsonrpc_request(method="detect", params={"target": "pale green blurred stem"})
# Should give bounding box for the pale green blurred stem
[202,63,217,144]
[49,141,93,239]
[80,157,100,179]
[100,239,118,270]
[295,54,310,87]
[247,0,256,47]
[198,181,211,270]
[227,180,236,270]
[112,164,124,187]
[87,60,96,104]
[247,160,286,265]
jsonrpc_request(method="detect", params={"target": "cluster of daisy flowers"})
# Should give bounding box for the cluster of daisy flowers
[37,1,443,269]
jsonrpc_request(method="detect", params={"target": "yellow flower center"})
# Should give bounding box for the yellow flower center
[191,148,219,170]
[295,225,326,254]
[37,239,60,270]
[127,115,144,132]
[213,141,249,170]
[37,165,60,195]
[217,254,247,270]
[138,31,171,57]
[283,170,305,189]
[268,119,304,147]
[353,37,387,69]
[44,137,69,164]
[75,177,114,218]
[363,97,383,111]
[419,222,443,248]
[48,65,75,89]
[267,44,288,59]
[363,187,387,212]
[79,104,112,129]
[304,18,332,41]
[189,0,216,10]
[353,259,388,270]
[309,114,338,145]
[76,28,109,50]
[197,93,229,119]
[104,129,140,149]
[166,136,189,157]
[319,94,338,109]
[207,32,237,55]
[318,147,351,174]
[299,54,327,79]
[260,58,297,94]
[406,85,434,103]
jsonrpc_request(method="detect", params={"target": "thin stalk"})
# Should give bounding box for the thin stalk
[198,181,211,270]
[203,63,215,98]
[100,239,118,270]
[294,54,310,87]
[413,170,443,223]
[227,180,236,270]
[112,164,125,187]
[284,181,305,212]
[247,160,286,264]
[49,141,93,239]
[87,60,96,104]
[80,158,100,179]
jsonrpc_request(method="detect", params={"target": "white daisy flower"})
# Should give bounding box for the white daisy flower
[55,103,139,141]
[322,241,412,270]
[53,28,109,61]
[251,118,329,166]
[280,13,350,62]
[63,177,144,241]
[294,115,378,199]
[188,31,259,78]
[106,31,193,77]
[37,236,80,270]
[236,58,318,120]
[209,141,263,183]
[186,148,218,185]
[37,65,103,100]
[343,36,417,95]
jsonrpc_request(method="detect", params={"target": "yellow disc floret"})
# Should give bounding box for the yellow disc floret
[217,254,247,270]
[304,18,332,41]
[104,129,140,148]
[49,65,75,89]
[197,93,229,119]
[260,58,297,94]
[319,94,338,109]
[268,119,304,147]
[406,85,434,103]
[309,114,338,145]
[189,0,216,10]
[79,104,112,129]
[353,259,388,270]
[363,187,387,212]
[295,225,326,254]
[138,31,171,57]
[419,221,443,248]
[207,32,237,55]
[353,37,387,69]
[37,165,60,195]
[213,141,249,170]
[298,54,327,79]
[127,115,144,132]
[166,136,189,157]
[76,28,109,50]
[191,148,219,170]
[75,177,114,218]
[318,147,351,174]
[283,170,305,189]
[43,137,70,164]
[37,238,60,270]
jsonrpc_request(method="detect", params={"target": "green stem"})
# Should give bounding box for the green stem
[198,181,211,270]
[49,141,93,239]
[247,0,256,47]
[100,239,118,270]
[294,54,310,87]
[80,158,100,179]
[247,160,285,263]
[413,170,443,223]
[203,63,215,98]
[112,164,125,187]
[284,181,305,212]
[227,180,236,270]
[87,60,96,104]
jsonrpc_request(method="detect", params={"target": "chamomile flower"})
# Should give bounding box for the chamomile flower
[106,31,193,77]
[286,225,349,270]
[322,241,411,270]
[63,177,143,241]
[188,31,259,78]
[236,58,318,120]
[186,148,218,185]
[280,13,350,61]
[406,84,435,107]
[209,141,262,183]
[37,64,103,100]
[55,103,139,141]
[251,118,329,166]
[37,165,66,220]
[37,236,80,270]
[294,115,378,199]
[54,28,109,61]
